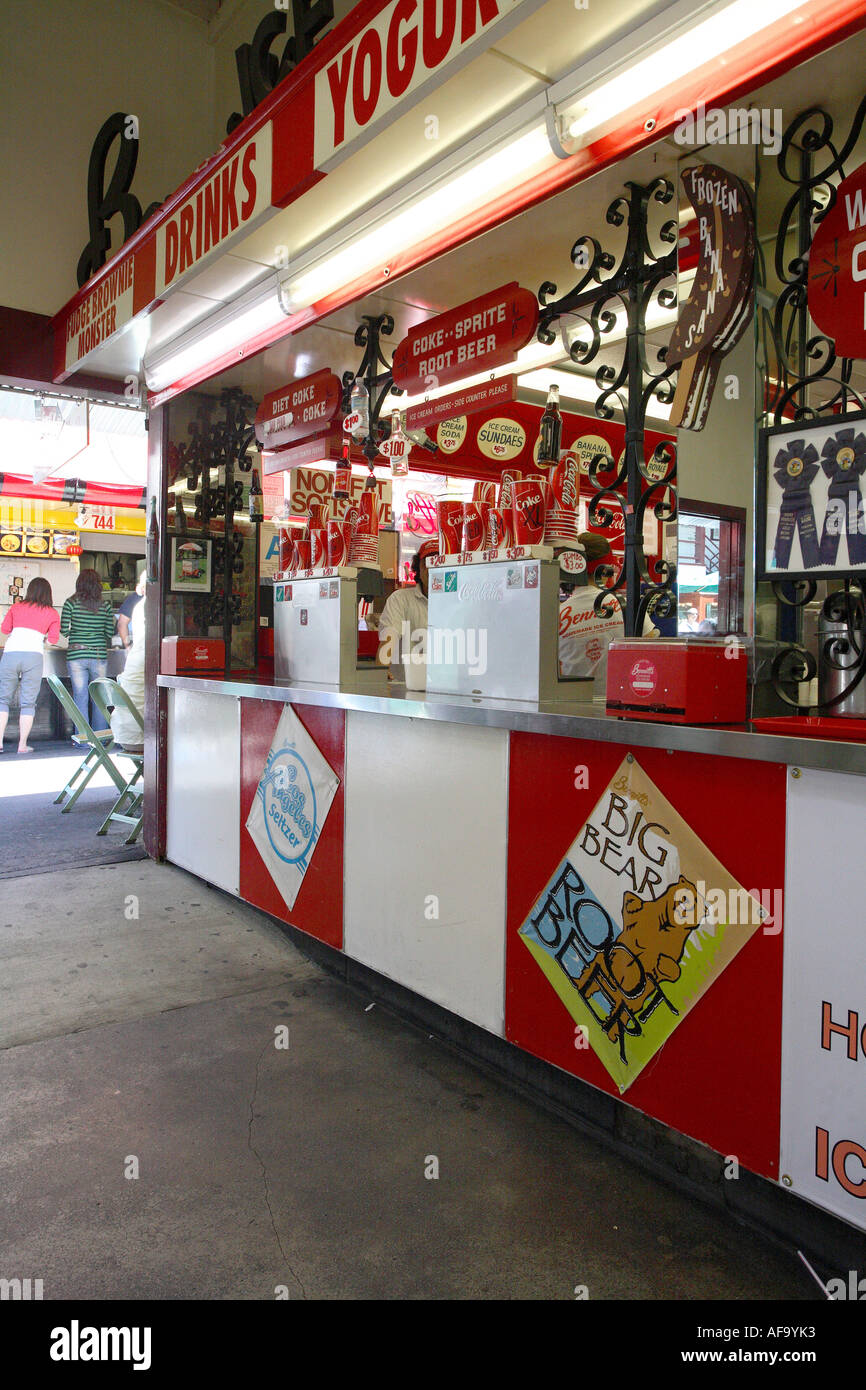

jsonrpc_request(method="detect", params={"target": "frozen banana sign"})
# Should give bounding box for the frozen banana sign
[246,706,340,912]
[519,756,765,1092]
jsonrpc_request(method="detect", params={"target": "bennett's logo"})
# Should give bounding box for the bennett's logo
[50,1321,151,1370]
[157,126,272,293]
[316,0,517,166]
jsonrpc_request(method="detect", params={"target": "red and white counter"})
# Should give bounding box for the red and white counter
[156,671,866,1254]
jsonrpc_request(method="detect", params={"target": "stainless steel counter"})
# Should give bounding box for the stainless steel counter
[156,672,866,775]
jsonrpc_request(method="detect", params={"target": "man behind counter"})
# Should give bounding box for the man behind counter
[376,539,437,688]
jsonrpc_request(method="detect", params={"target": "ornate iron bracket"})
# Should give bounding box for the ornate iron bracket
[537,178,679,635]
[341,313,403,465]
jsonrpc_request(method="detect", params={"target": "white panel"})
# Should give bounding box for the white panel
[780,767,866,1232]
[166,689,240,896]
[344,711,508,1035]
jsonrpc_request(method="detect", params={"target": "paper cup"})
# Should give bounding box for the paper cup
[513,480,549,546]
[487,507,512,550]
[498,470,522,514]
[437,499,463,555]
[327,520,352,568]
[311,528,328,568]
[308,501,327,532]
[279,528,294,573]
[295,540,312,571]
[551,452,579,511]
[462,500,490,553]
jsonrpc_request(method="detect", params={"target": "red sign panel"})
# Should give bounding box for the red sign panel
[262,429,343,475]
[809,160,866,358]
[405,375,516,431]
[392,283,538,394]
[255,369,342,449]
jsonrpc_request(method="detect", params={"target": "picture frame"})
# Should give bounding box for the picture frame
[757,410,866,581]
[170,537,213,593]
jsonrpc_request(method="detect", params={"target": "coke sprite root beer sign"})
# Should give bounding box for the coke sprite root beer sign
[392,283,538,393]
[519,756,766,1092]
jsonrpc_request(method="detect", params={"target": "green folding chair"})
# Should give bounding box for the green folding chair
[47,675,142,843]
[88,677,144,844]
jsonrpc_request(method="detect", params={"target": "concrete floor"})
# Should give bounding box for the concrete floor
[0,855,818,1301]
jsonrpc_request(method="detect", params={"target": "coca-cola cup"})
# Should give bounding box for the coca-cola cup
[513,480,549,546]
[498,470,521,514]
[295,539,312,571]
[551,452,579,510]
[487,507,512,550]
[462,501,489,553]
[350,488,379,564]
[327,519,352,568]
[308,501,327,533]
[311,528,328,568]
[472,480,497,504]
[437,499,463,555]
[287,541,300,575]
[279,528,293,573]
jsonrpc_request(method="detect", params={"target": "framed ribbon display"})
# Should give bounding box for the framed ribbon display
[758,411,866,580]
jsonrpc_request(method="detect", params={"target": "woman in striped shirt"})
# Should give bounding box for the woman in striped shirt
[60,569,117,732]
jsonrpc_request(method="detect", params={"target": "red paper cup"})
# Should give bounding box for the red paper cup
[295,540,312,571]
[551,452,579,510]
[513,480,549,545]
[327,520,352,567]
[287,541,300,575]
[472,480,497,504]
[279,528,293,572]
[487,507,512,550]
[462,501,490,553]
[308,501,327,532]
[311,528,327,567]
[437,499,463,555]
[498,470,521,513]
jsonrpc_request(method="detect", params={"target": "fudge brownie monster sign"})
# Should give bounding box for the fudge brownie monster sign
[519,756,766,1091]
[246,705,340,911]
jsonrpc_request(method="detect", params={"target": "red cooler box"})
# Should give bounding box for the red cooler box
[606,638,747,724]
[160,637,225,674]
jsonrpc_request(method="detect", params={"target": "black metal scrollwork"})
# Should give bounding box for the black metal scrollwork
[341,313,403,465]
[537,180,678,635]
[762,102,866,710]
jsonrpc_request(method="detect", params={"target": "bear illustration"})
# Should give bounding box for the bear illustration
[609,874,698,993]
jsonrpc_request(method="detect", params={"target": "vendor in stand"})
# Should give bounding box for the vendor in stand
[558,533,660,681]
[376,539,437,689]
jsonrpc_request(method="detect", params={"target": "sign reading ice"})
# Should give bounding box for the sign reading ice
[246,706,340,911]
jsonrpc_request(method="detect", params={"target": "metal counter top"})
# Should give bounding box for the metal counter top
[157,672,866,775]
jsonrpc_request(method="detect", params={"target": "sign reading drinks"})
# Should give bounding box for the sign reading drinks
[392,283,538,394]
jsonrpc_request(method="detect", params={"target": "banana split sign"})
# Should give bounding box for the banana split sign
[314,0,537,168]
[254,370,342,450]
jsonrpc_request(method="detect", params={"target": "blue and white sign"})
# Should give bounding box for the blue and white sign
[245,705,340,911]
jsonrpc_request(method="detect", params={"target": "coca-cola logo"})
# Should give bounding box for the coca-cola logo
[457,580,504,602]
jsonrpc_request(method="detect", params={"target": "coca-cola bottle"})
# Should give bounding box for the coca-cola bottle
[146,495,159,584]
[175,493,188,534]
[248,467,264,524]
[334,434,351,499]
[537,383,562,464]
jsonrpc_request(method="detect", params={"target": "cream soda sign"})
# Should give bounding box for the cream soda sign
[314,0,535,168]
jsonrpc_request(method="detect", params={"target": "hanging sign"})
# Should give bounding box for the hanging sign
[665,164,755,432]
[255,370,343,450]
[262,431,344,476]
[405,375,516,432]
[809,161,866,359]
[392,283,538,394]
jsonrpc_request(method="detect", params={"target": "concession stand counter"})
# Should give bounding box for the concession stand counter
[46,0,866,1267]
